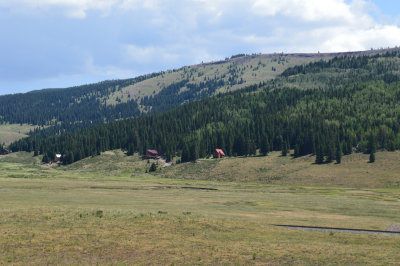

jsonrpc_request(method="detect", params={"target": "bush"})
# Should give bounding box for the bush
[149,162,157,172]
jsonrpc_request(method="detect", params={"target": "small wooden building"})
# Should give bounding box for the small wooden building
[54,154,62,163]
[0,148,10,155]
[213,149,226,159]
[143,149,160,159]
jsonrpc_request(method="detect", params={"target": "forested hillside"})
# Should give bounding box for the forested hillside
[9,51,400,164]
[0,53,317,133]
[0,75,156,126]
[1,49,396,136]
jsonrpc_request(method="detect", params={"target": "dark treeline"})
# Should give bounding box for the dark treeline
[8,52,400,164]
[281,51,400,77]
[0,73,160,126]
[140,78,226,113]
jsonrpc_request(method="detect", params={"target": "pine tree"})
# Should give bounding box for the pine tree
[42,153,50,163]
[369,151,375,163]
[225,133,234,156]
[335,141,342,164]
[367,132,376,154]
[64,152,74,165]
[127,143,134,156]
[368,132,376,163]
[294,144,300,158]
[190,141,199,162]
[315,144,324,164]
[149,162,157,172]
[281,141,288,156]
[326,141,335,163]
[249,139,256,155]
[181,143,190,163]
[260,135,269,156]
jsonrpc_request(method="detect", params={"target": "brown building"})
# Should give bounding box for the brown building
[213,149,226,159]
[54,154,62,163]
[0,148,10,155]
[143,149,160,159]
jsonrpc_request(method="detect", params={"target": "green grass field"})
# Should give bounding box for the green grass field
[1,151,400,264]
[0,123,38,146]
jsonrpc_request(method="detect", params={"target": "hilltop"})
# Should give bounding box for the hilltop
[1,47,398,138]
[8,49,400,167]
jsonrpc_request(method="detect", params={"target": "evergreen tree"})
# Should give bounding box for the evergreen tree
[368,132,376,163]
[225,133,234,156]
[67,152,74,165]
[181,143,190,163]
[260,135,269,156]
[127,143,135,156]
[294,144,300,158]
[326,141,335,163]
[335,141,342,164]
[367,132,376,154]
[190,141,199,162]
[149,162,157,172]
[249,139,256,155]
[165,147,173,162]
[369,151,375,163]
[315,144,324,164]
[281,141,288,156]
[42,154,50,163]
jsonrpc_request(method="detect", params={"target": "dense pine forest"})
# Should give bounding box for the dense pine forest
[8,51,400,164]
[0,75,157,126]
[0,56,273,134]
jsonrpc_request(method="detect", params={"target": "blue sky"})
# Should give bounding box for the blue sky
[0,0,400,95]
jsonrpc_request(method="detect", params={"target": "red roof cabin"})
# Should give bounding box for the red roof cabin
[213,149,226,159]
[143,149,160,159]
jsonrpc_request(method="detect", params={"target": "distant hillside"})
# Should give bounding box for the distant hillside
[0,50,394,130]
[4,48,396,134]
[10,49,400,166]
[0,53,318,127]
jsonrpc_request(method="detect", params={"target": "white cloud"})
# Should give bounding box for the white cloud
[123,44,181,64]
[1,0,398,53]
[251,0,354,22]
[0,0,118,18]
[119,0,161,10]
[2,0,400,94]
[317,25,400,52]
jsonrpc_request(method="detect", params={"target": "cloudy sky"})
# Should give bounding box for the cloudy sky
[1,0,399,95]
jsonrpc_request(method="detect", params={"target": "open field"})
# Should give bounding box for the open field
[161,151,400,188]
[8,149,397,189]
[1,151,400,264]
[0,123,37,146]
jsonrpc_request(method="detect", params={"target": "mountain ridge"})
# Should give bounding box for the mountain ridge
[8,49,400,166]
[2,47,400,149]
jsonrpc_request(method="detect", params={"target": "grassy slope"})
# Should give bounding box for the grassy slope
[160,151,400,188]
[107,48,400,105]
[107,55,318,105]
[0,124,37,145]
[1,151,400,264]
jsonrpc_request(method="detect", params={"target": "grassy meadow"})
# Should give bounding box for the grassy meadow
[106,55,318,105]
[0,123,37,146]
[1,151,400,264]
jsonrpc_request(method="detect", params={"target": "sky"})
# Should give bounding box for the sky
[0,0,400,95]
